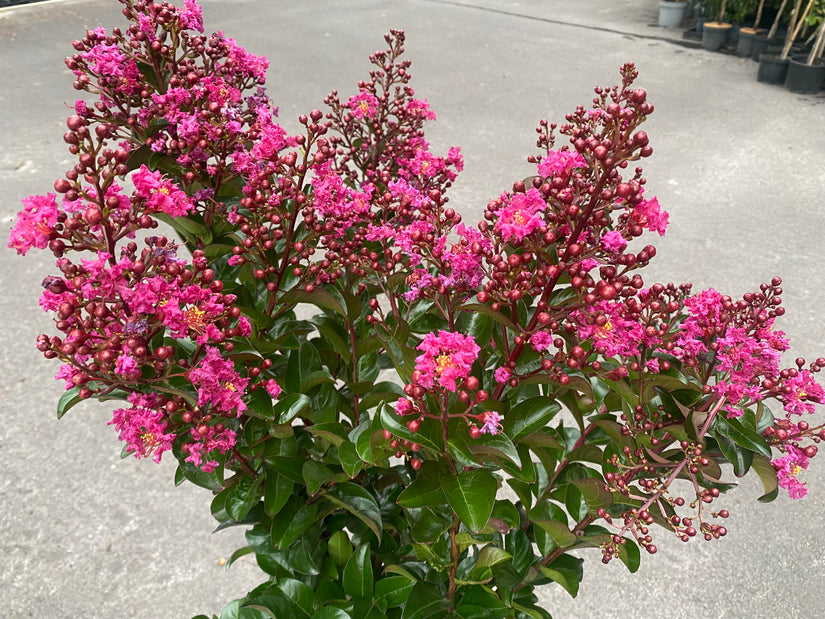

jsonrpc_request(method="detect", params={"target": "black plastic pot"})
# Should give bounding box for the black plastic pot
[785,57,825,94]
[737,28,757,57]
[727,25,741,47]
[757,53,789,84]
[751,33,784,61]
[702,22,732,51]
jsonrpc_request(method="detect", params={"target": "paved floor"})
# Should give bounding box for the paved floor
[1,0,824,617]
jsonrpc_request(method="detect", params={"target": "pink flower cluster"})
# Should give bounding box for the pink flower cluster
[7,194,60,255]
[537,148,587,178]
[109,392,175,463]
[493,188,547,243]
[414,331,480,392]
[772,445,810,499]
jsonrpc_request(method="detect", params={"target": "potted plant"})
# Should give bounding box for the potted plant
[759,0,816,83]
[753,0,793,59]
[660,0,690,27]
[703,0,734,50]
[8,1,825,617]
[785,3,825,92]
[738,0,769,55]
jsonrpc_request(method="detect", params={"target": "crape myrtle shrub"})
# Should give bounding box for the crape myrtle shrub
[8,1,825,617]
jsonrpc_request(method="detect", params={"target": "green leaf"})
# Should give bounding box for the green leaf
[303,460,333,495]
[225,545,255,570]
[275,579,314,616]
[461,303,519,332]
[571,477,613,511]
[440,468,497,533]
[503,397,561,443]
[57,386,84,419]
[225,476,263,521]
[539,553,584,597]
[338,441,364,478]
[327,530,353,568]
[474,544,512,568]
[400,582,451,619]
[616,537,640,573]
[375,576,416,608]
[713,431,753,477]
[274,502,319,549]
[714,416,771,458]
[397,462,448,508]
[325,482,383,542]
[306,423,347,446]
[312,609,352,619]
[154,211,212,245]
[274,393,311,424]
[467,431,521,467]
[342,544,374,599]
[264,472,293,517]
[380,405,440,452]
[278,287,347,318]
[750,453,780,502]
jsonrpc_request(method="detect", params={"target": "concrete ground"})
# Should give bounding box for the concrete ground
[1,0,823,617]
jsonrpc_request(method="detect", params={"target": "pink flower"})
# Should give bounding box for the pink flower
[772,445,810,499]
[8,194,60,255]
[537,149,587,178]
[493,188,547,243]
[114,353,138,376]
[405,98,437,121]
[132,165,194,216]
[414,331,480,392]
[494,367,512,384]
[572,301,652,359]
[264,380,282,399]
[189,346,249,416]
[180,0,204,32]
[530,331,554,353]
[601,230,627,252]
[347,91,379,119]
[632,196,669,236]
[109,396,175,463]
[478,411,503,435]
[396,397,413,415]
[782,370,825,416]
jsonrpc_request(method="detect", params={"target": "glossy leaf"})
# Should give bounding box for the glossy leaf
[397,463,448,508]
[338,441,364,478]
[503,397,561,443]
[374,576,416,608]
[325,482,383,542]
[539,553,584,597]
[400,582,451,619]
[380,405,440,452]
[714,415,771,458]
[342,544,374,599]
[274,393,311,425]
[750,453,780,502]
[439,468,497,533]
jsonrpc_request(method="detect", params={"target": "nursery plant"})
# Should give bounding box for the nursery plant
[8,1,825,618]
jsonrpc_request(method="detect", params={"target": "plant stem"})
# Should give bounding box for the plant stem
[447,520,460,605]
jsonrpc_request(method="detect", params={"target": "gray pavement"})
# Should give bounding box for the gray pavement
[1,0,824,617]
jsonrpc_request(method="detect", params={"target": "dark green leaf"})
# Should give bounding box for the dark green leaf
[713,431,753,477]
[225,476,263,521]
[374,576,415,608]
[461,303,519,331]
[397,462,448,508]
[439,468,497,533]
[539,553,584,597]
[338,441,364,478]
[303,460,333,495]
[279,288,346,318]
[380,405,440,452]
[503,397,561,443]
[325,482,383,542]
[467,431,521,467]
[571,477,613,511]
[342,544,374,599]
[312,609,351,619]
[616,537,640,573]
[57,387,83,419]
[400,582,451,619]
[714,416,771,458]
[263,472,293,517]
[274,393,311,424]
